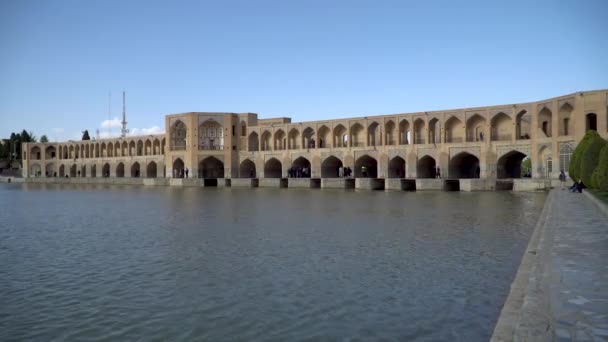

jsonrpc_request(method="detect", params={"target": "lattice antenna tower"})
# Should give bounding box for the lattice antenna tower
[121,91,129,138]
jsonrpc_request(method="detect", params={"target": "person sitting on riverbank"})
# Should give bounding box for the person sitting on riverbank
[569,180,586,193]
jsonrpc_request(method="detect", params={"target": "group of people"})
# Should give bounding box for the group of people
[288,166,309,178]
[560,170,586,193]
[338,166,353,177]
[173,167,189,178]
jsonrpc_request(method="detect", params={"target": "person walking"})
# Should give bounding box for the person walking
[559,170,566,189]
[338,166,344,178]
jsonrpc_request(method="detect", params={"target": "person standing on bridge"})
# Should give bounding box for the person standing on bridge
[559,170,566,189]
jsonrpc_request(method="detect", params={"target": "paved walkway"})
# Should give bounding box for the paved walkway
[495,189,608,341]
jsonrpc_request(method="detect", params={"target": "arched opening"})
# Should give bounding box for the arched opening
[94,144,99,158]
[516,110,531,139]
[385,120,396,145]
[131,162,141,178]
[91,164,96,178]
[388,156,406,178]
[199,157,224,179]
[153,139,160,155]
[248,132,259,152]
[170,120,187,150]
[114,143,120,157]
[291,157,311,178]
[59,165,65,177]
[137,140,143,156]
[70,164,77,177]
[333,124,347,148]
[538,107,552,137]
[30,146,41,160]
[586,113,597,131]
[173,158,185,178]
[559,103,573,136]
[146,161,157,178]
[116,163,125,178]
[466,114,486,142]
[491,113,512,141]
[161,138,166,154]
[69,145,75,159]
[321,156,343,178]
[274,129,286,150]
[124,141,131,156]
[239,159,256,178]
[107,143,113,157]
[368,122,381,146]
[101,143,107,157]
[145,140,152,155]
[444,116,464,143]
[317,125,330,148]
[80,165,86,177]
[261,131,272,151]
[414,119,425,144]
[45,163,55,177]
[84,145,90,158]
[354,155,378,178]
[417,156,436,178]
[497,151,527,178]
[102,163,110,177]
[302,127,315,149]
[399,119,410,145]
[350,123,365,147]
[199,119,224,150]
[428,118,439,144]
[449,152,480,178]
[45,146,56,159]
[264,158,282,178]
[288,128,300,149]
[29,164,41,177]
[63,146,69,159]
[75,145,80,159]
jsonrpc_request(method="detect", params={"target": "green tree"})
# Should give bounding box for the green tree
[40,135,49,143]
[592,143,608,191]
[82,130,91,140]
[580,134,606,188]
[569,131,598,182]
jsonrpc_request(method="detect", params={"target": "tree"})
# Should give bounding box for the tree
[581,135,607,187]
[592,142,608,191]
[82,130,91,140]
[40,135,49,143]
[569,130,598,182]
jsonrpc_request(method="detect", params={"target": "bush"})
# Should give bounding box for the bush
[570,131,600,182]
[581,134,606,188]
[592,143,608,191]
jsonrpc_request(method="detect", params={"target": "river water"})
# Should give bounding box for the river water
[0,184,546,341]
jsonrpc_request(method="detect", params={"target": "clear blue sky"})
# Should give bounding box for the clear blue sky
[1,0,606,141]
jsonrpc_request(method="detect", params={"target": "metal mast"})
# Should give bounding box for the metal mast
[120,91,129,137]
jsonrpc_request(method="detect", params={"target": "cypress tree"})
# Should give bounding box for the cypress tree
[569,131,598,182]
[580,134,606,187]
[591,142,608,191]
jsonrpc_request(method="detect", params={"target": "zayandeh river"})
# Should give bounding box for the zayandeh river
[0,183,546,341]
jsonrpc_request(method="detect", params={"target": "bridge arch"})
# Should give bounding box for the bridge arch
[45,163,55,177]
[146,161,157,178]
[388,156,406,178]
[449,152,480,178]
[497,151,527,178]
[264,158,282,178]
[131,162,141,178]
[354,155,378,178]
[239,159,256,178]
[116,162,125,178]
[199,157,224,178]
[90,164,96,178]
[417,155,436,178]
[321,155,343,178]
[102,163,110,177]
[291,157,311,177]
[172,158,184,178]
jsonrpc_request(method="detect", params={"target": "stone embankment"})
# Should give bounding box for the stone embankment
[12,176,562,191]
[491,189,608,341]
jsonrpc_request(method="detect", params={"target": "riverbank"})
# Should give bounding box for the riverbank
[2,176,562,191]
[491,189,608,341]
